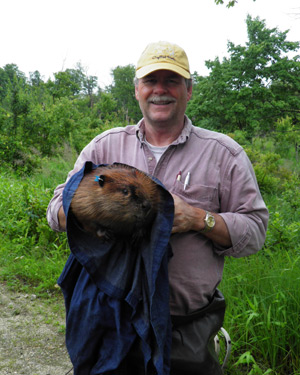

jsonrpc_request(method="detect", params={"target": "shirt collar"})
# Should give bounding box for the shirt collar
[136,116,191,146]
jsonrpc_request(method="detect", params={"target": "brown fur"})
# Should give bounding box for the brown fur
[70,164,161,241]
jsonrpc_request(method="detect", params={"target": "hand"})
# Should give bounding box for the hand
[171,193,232,247]
[171,193,203,233]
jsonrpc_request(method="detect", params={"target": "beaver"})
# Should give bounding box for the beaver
[70,164,162,242]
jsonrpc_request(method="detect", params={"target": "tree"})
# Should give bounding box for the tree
[109,65,141,123]
[45,64,98,109]
[0,64,26,103]
[3,74,30,137]
[83,74,98,108]
[187,16,300,134]
[29,71,44,87]
[46,69,83,100]
[93,92,119,123]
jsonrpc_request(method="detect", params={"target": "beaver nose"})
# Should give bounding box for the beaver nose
[142,200,152,214]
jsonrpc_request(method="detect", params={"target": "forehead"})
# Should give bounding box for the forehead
[142,70,184,80]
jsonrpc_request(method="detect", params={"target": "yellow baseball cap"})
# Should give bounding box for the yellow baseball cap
[136,41,191,79]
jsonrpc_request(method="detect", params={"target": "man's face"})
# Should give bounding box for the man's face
[135,70,192,128]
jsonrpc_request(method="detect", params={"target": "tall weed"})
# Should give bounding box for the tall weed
[221,236,300,374]
[0,157,72,293]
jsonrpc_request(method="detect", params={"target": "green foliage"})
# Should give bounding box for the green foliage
[273,117,300,157]
[0,157,73,292]
[219,151,300,374]
[0,61,137,172]
[221,246,300,374]
[1,16,299,174]
[0,64,27,103]
[110,64,141,123]
[93,92,120,123]
[0,134,40,174]
[232,120,300,189]
[214,0,239,7]
[265,177,300,252]
[246,148,282,193]
[45,63,98,102]
[187,16,300,136]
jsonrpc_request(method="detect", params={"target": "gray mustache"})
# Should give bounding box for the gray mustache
[148,96,176,104]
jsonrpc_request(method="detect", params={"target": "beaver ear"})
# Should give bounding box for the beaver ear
[98,175,105,187]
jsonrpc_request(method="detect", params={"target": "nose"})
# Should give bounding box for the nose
[153,80,167,95]
[142,200,152,214]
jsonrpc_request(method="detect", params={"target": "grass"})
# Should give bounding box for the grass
[220,248,300,374]
[219,179,300,374]
[0,153,75,294]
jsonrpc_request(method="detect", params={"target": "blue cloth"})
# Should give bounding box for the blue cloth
[58,162,174,375]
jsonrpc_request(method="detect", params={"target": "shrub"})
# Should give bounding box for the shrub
[0,169,69,292]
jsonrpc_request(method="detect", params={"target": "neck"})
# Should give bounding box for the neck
[143,120,185,147]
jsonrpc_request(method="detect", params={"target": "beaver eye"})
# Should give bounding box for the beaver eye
[122,188,129,195]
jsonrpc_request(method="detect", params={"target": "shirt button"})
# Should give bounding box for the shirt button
[148,157,153,161]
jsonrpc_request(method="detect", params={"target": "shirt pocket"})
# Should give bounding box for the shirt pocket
[170,180,220,212]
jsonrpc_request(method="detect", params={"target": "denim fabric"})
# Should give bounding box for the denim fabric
[58,161,174,375]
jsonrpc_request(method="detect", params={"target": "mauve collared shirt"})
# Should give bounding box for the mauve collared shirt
[47,116,269,315]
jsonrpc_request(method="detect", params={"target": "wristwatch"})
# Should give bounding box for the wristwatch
[199,211,215,233]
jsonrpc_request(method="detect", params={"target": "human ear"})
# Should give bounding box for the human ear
[135,85,139,101]
[187,84,193,102]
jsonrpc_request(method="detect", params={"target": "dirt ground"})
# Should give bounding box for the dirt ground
[0,283,73,375]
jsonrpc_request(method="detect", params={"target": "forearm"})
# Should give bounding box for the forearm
[171,194,232,248]
[58,206,67,231]
[46,184,66,232]
[200,211,232,248]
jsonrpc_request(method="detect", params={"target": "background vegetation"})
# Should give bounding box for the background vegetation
[0,16,299,374]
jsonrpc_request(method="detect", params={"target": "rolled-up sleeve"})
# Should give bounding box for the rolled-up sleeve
[46,181,66,232]
[216,149,269,257]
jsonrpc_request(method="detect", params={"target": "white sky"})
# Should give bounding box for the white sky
[1,0,299,88]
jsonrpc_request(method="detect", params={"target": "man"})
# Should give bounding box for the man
[47,41,269,374]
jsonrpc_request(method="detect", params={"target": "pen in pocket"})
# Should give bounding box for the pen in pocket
[175,171,182,182]
[184,172,191,190]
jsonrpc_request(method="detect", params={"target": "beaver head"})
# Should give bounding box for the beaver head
[70,164,161,242]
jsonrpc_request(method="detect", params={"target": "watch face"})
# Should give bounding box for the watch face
[200,211,216,233]
[206,214,215,228]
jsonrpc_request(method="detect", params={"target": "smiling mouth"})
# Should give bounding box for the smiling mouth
[148,96,176,105]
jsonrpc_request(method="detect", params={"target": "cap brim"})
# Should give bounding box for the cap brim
[136,62,191,79]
